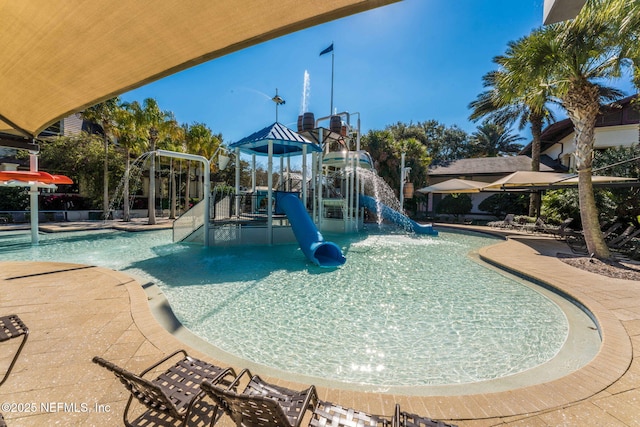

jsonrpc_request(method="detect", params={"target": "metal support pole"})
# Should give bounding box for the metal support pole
[302,145,307,209]
[156,150,210,246]
[400,152,406,212]
[29,151,39,244]
[267,141,273,245]
[251,154,256,213]
[235,148,241,218]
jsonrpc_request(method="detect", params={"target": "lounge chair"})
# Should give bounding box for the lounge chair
[539,218,576,240]
[201,368,317,427]
[92,350,235,427]
[609,227,640,252]
[606,225,637,248]
[0,314,29,387]
[601,221,624,239]
[564,222,636,255]
[397,405,458,427]
[487,214,515,228]
[309,400,394,427]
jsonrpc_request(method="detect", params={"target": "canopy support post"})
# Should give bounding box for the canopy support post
[29,150,39,245]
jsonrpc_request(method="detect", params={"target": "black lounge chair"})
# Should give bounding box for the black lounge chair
[0,314,29,387]
[487,214,515,229]
[201,368,317,427]
[544,218,576,239]
[93,350,235,427]
[563,221,639,255]
[396,405,458,427]
[608,225,640,250]
[309,401,394,427]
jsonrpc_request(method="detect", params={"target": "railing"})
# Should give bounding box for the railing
[172,198,206,242]
[173,191,296,242]
[211,193,291,223]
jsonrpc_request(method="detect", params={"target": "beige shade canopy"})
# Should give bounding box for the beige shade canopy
[557,175,636,185]
[483,171,574,189]
[416,178,487,194]
[0,0,398,138]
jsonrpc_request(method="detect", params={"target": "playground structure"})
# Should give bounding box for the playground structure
[158,111,436,267]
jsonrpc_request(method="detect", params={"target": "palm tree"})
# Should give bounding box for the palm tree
[468,121,524,158]
[128,98,175,225]
[113,103,143,222]
[523,7,628,259]
[184,123,222,208]
[159,119,185,219]
[81,97,120,218]
[469,54,556,216]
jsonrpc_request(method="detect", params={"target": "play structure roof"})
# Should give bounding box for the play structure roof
[229,122,322,157]
[0,0,398,138]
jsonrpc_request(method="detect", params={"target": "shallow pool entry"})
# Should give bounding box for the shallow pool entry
[158,232,571,387]
[0,228,593,389]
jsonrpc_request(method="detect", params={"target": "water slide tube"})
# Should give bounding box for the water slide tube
[359,195,438,236]
[276,192,346,267]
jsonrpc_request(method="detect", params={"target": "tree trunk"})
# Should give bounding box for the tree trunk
[184,160,191,211]
[564,83,610,259]
[103,135,109,219]
[123,149,131,222]
[578,168,609,256]
[148,131,157,225]
[170,159,177,219]
[529,115,543,217]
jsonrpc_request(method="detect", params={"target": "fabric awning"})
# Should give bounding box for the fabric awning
[0,171,73,188]
[416,178,487,194]
[0,0,398,138]
[418,172,638,194]
[483,171,574,190]
[483,171,637,191]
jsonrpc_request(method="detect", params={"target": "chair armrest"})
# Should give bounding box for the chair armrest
[227,367,253,391]
[139,349,188,376]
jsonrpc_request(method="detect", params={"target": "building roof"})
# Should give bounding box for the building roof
[543,0,586,24]
[0,0,398,138]
[229,122,321,157]
[428,155,565,177]
[519,94,639,156]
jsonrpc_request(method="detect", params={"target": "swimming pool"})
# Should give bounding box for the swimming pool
[0,227,599,392]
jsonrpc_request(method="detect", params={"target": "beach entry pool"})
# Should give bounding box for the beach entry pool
[0,228,599,393]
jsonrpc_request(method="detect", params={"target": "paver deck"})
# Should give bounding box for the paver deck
[0,223,639,426]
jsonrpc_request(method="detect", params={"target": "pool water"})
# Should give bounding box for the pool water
[0,228,573,387]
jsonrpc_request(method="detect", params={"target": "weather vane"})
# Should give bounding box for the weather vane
[272,88,285,122]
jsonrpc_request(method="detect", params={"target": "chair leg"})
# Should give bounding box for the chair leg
[0,332,28,387]
[122,395,136,427]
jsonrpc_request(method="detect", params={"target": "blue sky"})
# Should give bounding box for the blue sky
[121,0,632,146]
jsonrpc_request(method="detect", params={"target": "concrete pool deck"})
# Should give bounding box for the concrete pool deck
[0,223,639,426]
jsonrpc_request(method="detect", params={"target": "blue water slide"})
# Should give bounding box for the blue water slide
[275,192,346,267]
[359,194,438,236]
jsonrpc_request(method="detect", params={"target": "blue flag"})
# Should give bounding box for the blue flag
[319,43,334,56]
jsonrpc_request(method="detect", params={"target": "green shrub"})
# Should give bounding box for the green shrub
[478,193,528,218]
[0,187,29,211]
[435,194,472,220]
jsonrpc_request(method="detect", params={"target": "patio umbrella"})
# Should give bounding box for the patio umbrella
[416,178,487,194]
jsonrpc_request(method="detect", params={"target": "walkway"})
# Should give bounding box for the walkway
[0,226,638,426]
